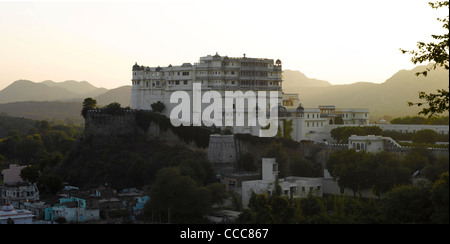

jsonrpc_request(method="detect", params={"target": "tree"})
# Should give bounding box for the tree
[423,157,449,182]
[151,101,166,113]
[105,102,124,115]
[412,129,439,144]
[271,195,297,224]
[369,151,411,197]
[35,120,50,136]
[326,149,372,197]
[401,151,430,173]
[81,98,97,118]
[20,165,40,184]
[281,119,293,139]
[237,152,257,172]
[0,154,5,169]
[38,173,64,194]
[145,167,212,223]
[15,135,46,164]
[330,126,366,144]
[249,193,273,224]
[382,183,433,223]
[401,1,449,117]
[290,156,321,177]
[430,172,449,223]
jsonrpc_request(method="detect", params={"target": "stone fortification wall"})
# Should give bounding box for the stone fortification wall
[207,134,238,177]
[207,135,238,163]
[84,109,138,137]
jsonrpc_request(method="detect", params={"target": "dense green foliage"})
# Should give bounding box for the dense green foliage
[150,101,165,113]
[330,126,382,143]
[327,150,412,198]
[57,134,217,190]
[239,168,448,224]
[390,115,449,125]
[0,115,36,138]
[0,118,81,194]
[142,167,225,223]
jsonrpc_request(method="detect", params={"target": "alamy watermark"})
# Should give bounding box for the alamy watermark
[169,83,279,137]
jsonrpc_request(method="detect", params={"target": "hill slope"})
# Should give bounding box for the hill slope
[95,85,131,107]
[283,64,449,117]
[282,69,332,89]
[0,101,83,124]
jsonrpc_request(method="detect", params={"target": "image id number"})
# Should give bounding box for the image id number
[224,229,268,239]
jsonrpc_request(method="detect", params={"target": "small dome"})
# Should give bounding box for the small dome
[2,204,14,211]
[296,104,304,112]
[132,62,140,71]
[213,52,222,60]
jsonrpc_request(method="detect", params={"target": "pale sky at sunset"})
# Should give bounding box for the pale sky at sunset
[0,0,447,90]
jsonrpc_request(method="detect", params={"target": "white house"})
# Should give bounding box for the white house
[1,164,40,206]
[241,158,323,208]
[0,204,34,224]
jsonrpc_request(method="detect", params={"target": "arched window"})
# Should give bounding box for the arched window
[357,143,361,150]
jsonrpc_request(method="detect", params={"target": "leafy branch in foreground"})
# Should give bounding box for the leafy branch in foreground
[401,1,449,117]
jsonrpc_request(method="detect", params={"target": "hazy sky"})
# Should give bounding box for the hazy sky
[0,0,447,90]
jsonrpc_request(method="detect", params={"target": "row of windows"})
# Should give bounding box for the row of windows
[241,71,268,77]
[267,185,321,197]
[241,62,269,68]
[133,71,190,77]
[1,190,36,197]
[135,70,281,77]
[133,80,281,87]
[343,113,368,118]
[197,70,236,75]
[352,142,366,151]
[306,113,319,119]
[307,122,323,127]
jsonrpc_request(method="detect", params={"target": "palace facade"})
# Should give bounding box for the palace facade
[130,53,370,141]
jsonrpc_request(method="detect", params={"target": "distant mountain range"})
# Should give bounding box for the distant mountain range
[0,79,125,104]
[0,63,447,122]
[0,80,131,123]
[282,64,449,117]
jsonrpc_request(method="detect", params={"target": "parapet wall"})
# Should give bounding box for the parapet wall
[376,124,449,134]
[84,109,138,137]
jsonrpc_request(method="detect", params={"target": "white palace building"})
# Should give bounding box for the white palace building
[130,53,370,141]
